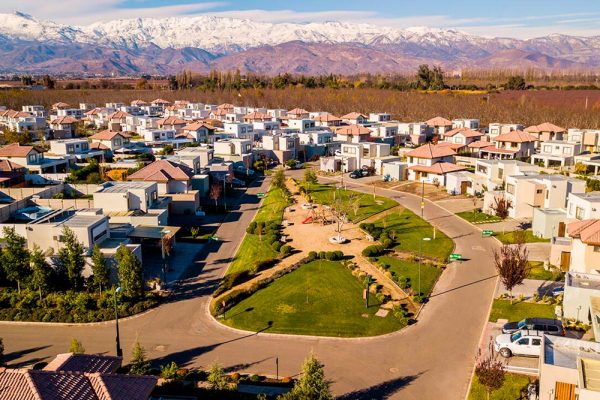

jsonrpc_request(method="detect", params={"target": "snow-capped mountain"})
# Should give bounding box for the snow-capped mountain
[0,11,599,75]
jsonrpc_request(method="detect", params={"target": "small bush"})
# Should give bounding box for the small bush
[230,372,241,381]
[281,377,293,384]
[318,251,327,259]
[252,258,278,273]
[249,374,262,383]
[272,241,283,252]
[246,222,257,234]
[280,245,292,256]
[308,251,318,261]
[362,245,384,257]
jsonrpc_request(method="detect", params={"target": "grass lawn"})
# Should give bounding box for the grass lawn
[528,261,564,282]
[456,211,502,224]
[489,299,556,322]
[301,182,397,222]
[469,373,531,400]
[221,260,405,337]
[493,230,550,244]
[373,210,454,261]
[376,256,442,297]
[226,187,289,276]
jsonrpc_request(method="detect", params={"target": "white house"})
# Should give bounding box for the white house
[368,113,391,123]
[487,123,524,140]
[405,143,461,183]
[481,130,536,160]
[531,141,581,167]
[340,112,368,125]
[567,192,600,221]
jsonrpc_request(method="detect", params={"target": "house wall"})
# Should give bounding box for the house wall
[539,362,578,400]
[563,280,600,322]
[532,209,567,239]
[93,192,129,213]
[567,195,600,220]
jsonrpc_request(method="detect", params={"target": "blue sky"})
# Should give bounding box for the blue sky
[3,0,600,38]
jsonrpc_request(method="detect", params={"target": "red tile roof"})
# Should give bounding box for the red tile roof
[243,111,271,121]
[108,111,131,120]
[524,122,565,133]
[468,140,494,149]
[130,100,147,106]
[156,116,187,126]
[568,219,600,245]
[90,130,129,140]
[151,98,171,105]
[493,130,536,143]
[444,127,482,138]
[44,353,121,374]
[406,143,456,159]
[313,113,341,123]
[0,159,25,172]
[0,143,43,157]
[217,103,234,110]
[480,147,518,154]
[182,122,216,131]
[51,102,70,109]
[334,124,371,136]
[408,162,466,175]
[51,116,78,125]
[341,112,367,120]
[426,116,453,127]
[288,108,309,115]
[129,159,194,182]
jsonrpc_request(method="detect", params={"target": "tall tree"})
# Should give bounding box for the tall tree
[29,245,49,301]
[91,244,109,295]
[57,226,85,290]
[494,240,530,301]
[280,353,332,400]
[116,245,144,299]
[2,226,30,293]
[505,75,527,90]
[272,168,286,190]
[129,339,151,375]
[209,183,222,208]
[304,169,318,185]
[475,339,505,400]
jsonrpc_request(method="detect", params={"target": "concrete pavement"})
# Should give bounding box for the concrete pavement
[1,173,500,400]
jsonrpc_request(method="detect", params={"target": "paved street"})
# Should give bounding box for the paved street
[1,172,500,400]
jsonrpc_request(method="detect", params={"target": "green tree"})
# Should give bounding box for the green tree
[160,361,178,379]
[69,338,85,354]
[272,168,286,190]
[304,169,318,185]
[207,362,229,390]
[41,75,55,89]
[280,353,332,400]
[505,75,527,90]
[2,226,30,293]
[129,340,151,375]
[116,245,144,299]
[57,226,85,290]
[91,245,109,295]
[416,64,445,90]
[29,245,49,301]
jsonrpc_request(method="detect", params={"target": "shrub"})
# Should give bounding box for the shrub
[281,376,293,384]
[308,251,318,261]
[272,241,283,252]
[161,362,179,379]
[397,276,410,289]
[362,245,384,257]
[230,372,241,381]
[253,258,277,273]
[214,270,253,296]
[246,222,257,234]
[318,251,326,259]
[334,250,344,260]
[280,245,292,256]
[249,374,262,383]
[376,292,385,303]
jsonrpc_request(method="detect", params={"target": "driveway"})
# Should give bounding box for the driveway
[1,173,500,400]
[495,279,563,300]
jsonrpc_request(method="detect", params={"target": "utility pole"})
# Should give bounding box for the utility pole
[421,180,425,218]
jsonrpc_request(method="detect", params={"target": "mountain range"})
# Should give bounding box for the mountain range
[1,11,600,76]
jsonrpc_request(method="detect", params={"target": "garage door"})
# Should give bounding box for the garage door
[555,382,576,400]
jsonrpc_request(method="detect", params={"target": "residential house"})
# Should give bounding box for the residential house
[22,105,46,118]
[56,108,84,119]
[452,119,479,130]
[224,122,254,139]
[49,116,79,139]
[0,160,26,187]
[341,112,368,125]
[107,111,131,131]
[369,123,399,141]
[334,125,372,143]
[287,118,316,133]
[531,141,582,167]
[539,335,600,399]
[488,123,524,140]
[473,159,540,192]
[368,113,392,123]
[261,134,299,164]
[89,130,131,153]
[129,159,195,195]
[567,192,600,221]
[313,113,342,127]
[175,146,214,169]
[243,111,272,123]
[156,116,187,132]
[49,138,104,163]
[93,181,166,226]
[213,139,253,168]
[425,116,454,137]
[0,110,45,133]
[481,130,536,160]
[267,108,288,119]
[398,122,429,145]
[525,122,566,149]
[405,143,460,183]
[441,127,483,149]
[178,122,216,143]
[336,142,398,174]
[568,128,600,153]
[287,108,309,119]
[0,143,67,173]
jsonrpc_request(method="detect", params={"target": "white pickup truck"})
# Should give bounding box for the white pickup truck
[494,331,543,358]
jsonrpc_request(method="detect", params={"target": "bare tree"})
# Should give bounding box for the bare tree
[475,338,506,400]
[491,196,513,220]
[209,183,222,208]
[494,242,530,301]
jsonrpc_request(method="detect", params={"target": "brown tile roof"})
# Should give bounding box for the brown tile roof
[29,370,97,400]
[217,103,234,110]
[313,113,341,123]
[43,353,121,374]
[90,130,129,140]
[524,122,566,133]
[211,109,228,117]
[182,122,216,131]
[426,116,453,127]
[334,124,372,136]
[568,219,600,245]
[468,140,494,149]
[0,110,32,118]
[89,142,109,151]
[0,143,43,157]
[87,373,157,400]
[108,111,131,120]
[51,116,78,125]
[243,111,271,121]
[0,159,25,172]
[130,99,147,106]
[444,127,482,138]
[85,108,104,116]
[0,368,37,400]
[494,130,537,143]
[156,116,187,126]
[51,102,70,109]
[406,143,456,159]
[341,112,367,120]
[151,98,171,105]
[480,146,518,154]
[408,162,466,175]
[288,108,309,115]
[129,159,194,182]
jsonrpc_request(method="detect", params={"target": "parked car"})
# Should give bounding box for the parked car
[501,318,564,336]
[349,169,369,179]
[235,165,255,176]
[549,286,564,297]
[494,331,543,358]
[231,178,246,187]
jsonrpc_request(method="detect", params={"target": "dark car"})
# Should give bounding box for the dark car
[502,318,564,336]
[349,169,363,179]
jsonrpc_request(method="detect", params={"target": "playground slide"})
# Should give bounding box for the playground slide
[302,216,313,224]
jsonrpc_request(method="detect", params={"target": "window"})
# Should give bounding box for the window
[506,184,515,194]
[417,158,428,166]
[114,138,122,146]
[543,145,552,153]
[455,137,464,144]
[576,206,585,220]
[517,338,529,345]
[531,339,541,346]
[594,246,600,253]
[498,168,504,180]
[563,147,572,155]
[67,145,74,153]
[536,189,543,194]
[167,132,174,139]
[28,154,36,163]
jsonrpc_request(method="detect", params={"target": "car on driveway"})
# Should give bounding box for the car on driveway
[349,169,369,179]
[501,318,564,336]
[494,331,543,358]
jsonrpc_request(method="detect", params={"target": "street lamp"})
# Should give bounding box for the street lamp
[418,238,432,297]
[160,229,171,285]
[223,173,231,211]
[113,286,123,357]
